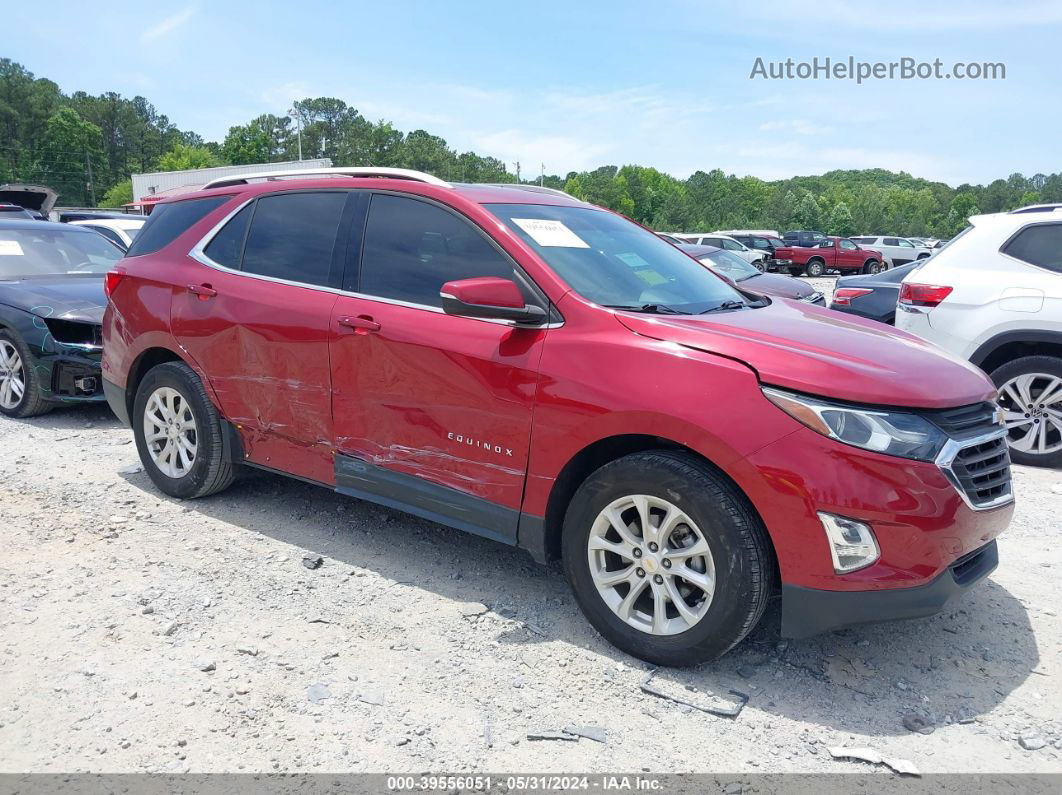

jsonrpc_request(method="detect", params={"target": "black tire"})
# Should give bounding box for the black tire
[804,258,826,277]
[132,361,235,498]
[917,253,930,260]
[0,329,54,418]
[753,258,766,272]
[862,259,883,275]
[990,355,1062,468]
[787,267,803,277]
[561,451,773,666]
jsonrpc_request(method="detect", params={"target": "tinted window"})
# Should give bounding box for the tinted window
[242,192,346,286]
[89,226,125,248]
[126,196,229,257]
[1003,223,1062,273]
[883,237,899,246]
[360,194,520,307]
[897,238,915,248]
[204,204,253,268]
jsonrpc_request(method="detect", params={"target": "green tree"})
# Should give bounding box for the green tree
[157,143,221,172]
[99,179,132,208]
[826,201,855,236]
[793,192,822,230]
[35,107,105,205]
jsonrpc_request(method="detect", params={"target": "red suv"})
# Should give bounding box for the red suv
[102,168,1014,665]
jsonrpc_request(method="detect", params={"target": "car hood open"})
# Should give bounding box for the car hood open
[0,275,106,324]
[614,299,996,409]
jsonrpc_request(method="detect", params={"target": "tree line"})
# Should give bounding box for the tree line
[2,58,1059,237]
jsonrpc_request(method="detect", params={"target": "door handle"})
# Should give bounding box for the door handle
[337,314,381,333]
[187,283,217,298]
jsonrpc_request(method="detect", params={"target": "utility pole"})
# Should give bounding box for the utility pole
[514,160,521,183]
[289,107,303,161]
[540,163,545,186]
[85,150,96,206]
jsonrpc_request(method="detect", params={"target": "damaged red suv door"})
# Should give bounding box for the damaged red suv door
[329,193,548,541]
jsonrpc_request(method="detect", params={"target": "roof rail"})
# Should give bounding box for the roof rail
[1009,203,1062,214]
[477,183,575,199]
[202,167,451,191]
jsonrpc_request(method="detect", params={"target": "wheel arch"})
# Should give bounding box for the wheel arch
[123,346,188,423]
[970,330,1062,374]
[530,433,779,580]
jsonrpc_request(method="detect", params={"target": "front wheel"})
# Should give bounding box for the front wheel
[991,356,1062,467]
[562,451,773,666]
[0,330,53,418]
[133,361,235,498]
[863,259,883,275]
[752,258,766,272]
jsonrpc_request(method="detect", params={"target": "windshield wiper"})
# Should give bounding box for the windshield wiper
[604,303,686,315]
[699,300,748,314]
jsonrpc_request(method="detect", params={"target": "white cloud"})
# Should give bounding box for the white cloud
[734,141,954,182]
[260,81,315,110]
[140,4,197,43]
[470,129,610,175]
[759,119,832,136]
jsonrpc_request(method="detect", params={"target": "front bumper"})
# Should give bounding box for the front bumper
[782,540,998,637]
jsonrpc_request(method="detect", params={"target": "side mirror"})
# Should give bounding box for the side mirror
[440,277,548,325]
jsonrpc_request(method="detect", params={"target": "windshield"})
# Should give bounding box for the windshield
[0,227,122,279]
[486,204,746,313]
[703,249,760,282]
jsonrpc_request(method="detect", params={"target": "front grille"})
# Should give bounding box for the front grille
[924,401,1013,510]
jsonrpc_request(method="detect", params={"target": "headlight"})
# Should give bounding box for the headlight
[762,387,946,461]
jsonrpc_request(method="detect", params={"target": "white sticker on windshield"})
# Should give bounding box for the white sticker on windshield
[512,218,589,248]
[0,240,25,256]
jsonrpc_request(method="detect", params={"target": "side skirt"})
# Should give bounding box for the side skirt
[334,454,519,546]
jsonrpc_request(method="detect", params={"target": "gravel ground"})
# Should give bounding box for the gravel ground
[2,291,1061,775]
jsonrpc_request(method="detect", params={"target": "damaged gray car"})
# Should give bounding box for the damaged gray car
[0,218,122,417]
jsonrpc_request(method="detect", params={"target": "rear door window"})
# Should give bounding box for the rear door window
[204,204,254,269]
[241,192,346,286]
[126,196,229,257]
[1003,223,1062,273]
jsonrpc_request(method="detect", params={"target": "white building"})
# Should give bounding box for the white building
[131,159,332,212]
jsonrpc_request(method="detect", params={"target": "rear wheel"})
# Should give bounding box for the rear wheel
[787,267,803,277]
[991,356,1062,467]
[133,361,235,498]
[562,451,772,666]
[804,259,826,277]
[0,330,54,418]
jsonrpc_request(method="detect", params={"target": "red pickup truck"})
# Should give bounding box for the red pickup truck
[775,237,884,277]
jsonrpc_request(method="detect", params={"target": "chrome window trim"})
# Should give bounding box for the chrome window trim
[187,195,563,329]
[934,427,1014,512]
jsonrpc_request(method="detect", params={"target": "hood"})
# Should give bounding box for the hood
[0,184,58,214]
[614,299,995,409]
[736,272,813,300]
[0,275,106,324]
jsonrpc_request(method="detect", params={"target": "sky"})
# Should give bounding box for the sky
[4,0,1060,186]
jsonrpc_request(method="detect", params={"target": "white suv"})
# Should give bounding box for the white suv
[850,236,934,268]
[895,205,1062,467]
[675,233,769,270]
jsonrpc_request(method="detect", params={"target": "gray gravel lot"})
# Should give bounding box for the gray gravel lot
[1,288,1060,775]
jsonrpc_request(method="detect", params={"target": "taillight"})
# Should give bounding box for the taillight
[899,282,953,308]
[104,269,125,298]
[832,287,873,306]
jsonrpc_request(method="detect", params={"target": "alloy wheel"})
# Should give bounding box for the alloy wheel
[0,340,26,410]
[143,386,198,478]
[587,494,716,636]
[998,373,1062,456]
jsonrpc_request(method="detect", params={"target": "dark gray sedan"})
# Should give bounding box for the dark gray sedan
[678,244,826,305]
[829,260,924,324]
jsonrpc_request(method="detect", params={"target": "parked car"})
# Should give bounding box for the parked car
[0,219,122,417]
[103,167,1012,666]
[71,217,146,251]
[0,184,57,220]
[782,230,827,248]
[679,244,825,304]
[674,233,769,270]
[896,205,1062,467]
[830,260,924,324]
[655,232,685,245]
[722,233,792,271]
[849,236,933,268]
[55,209,146,223]
[0,203,34,220]
[773,236,884,277]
